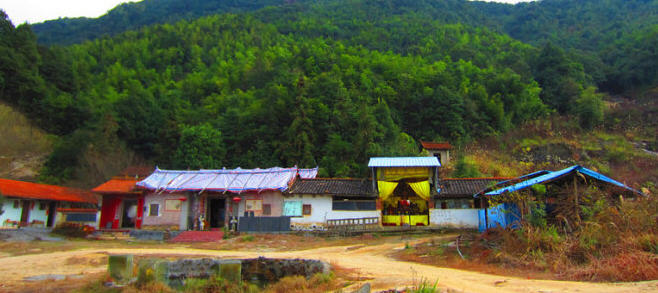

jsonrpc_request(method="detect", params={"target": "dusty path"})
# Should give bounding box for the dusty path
[1,239,657,292]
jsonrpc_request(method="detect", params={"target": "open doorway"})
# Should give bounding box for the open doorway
[47,202,57,227]
[121,200,138,228]
[209,198,226,228]
[20,201,30,226]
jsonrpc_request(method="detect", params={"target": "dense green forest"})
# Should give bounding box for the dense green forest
[32,0,658,93]
[1,0,656,185]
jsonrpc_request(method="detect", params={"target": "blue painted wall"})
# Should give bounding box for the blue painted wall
[478,203,521,232]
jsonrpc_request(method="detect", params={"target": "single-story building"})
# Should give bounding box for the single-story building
[421,141,452,165]
[369,157,440,227]
[93,166,153,230]
[0,179,99,228]
[286,178,377,230]
[134,167,318,231]
[475,165,644,231]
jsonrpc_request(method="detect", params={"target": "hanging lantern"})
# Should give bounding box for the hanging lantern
[179,197,187,201]
[232,196,242,202]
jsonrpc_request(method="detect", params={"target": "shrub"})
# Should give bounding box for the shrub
[453,156,482,178]
[182,276,259,293]
[52,223,95,238]
[528,201,547,228]
[478,194,658,281]
[265,273,336,293]
[410,278,440,293]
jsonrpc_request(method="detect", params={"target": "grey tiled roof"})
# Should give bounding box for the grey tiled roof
[437,178,509,198]
[288,178,375,197]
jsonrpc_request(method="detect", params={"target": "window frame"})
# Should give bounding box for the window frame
[282,200,303,217]
[164,199,182,212]
[302,204,312,215]
[262,204,271,216]
[148,203,160,216]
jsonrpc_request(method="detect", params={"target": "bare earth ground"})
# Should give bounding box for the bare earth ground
[0,236,657,292]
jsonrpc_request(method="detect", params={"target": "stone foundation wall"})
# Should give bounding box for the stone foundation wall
[110,255,330,288]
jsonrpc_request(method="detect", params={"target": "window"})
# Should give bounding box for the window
[165,199,182,211]
[149,204,160,216]
[332,200,377,211]
[245,200,262,211]
[302,204,312,215]
[262,204,271,216]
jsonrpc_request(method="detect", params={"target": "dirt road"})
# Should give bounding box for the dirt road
[1,239,656,292]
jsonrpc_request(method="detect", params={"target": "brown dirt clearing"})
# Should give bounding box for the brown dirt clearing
[0,235,657,292]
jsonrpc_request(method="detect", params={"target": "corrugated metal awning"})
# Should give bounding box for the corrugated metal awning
[136,166,318,193]
[481,165,643,197]
[368,157,440,168]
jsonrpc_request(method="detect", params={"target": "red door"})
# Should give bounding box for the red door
[136,197,144,229]
[100,197,121,229]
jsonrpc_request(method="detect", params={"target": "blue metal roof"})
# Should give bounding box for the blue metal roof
[481,165,642,197]
[368,157,440,168]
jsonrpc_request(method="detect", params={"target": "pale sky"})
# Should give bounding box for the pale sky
[0,0,141,25]
[0,0,536,25]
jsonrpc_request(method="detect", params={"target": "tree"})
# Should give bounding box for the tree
[533,42,586,114]
[280,93,316,168]
[574,86,604,130]
[171,124,226,169]
[453,156,482,178]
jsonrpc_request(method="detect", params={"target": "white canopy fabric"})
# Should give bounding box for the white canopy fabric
[137,167,318,194]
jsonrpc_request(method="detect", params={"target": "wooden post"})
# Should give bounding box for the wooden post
[574,175,581,222]
[224,196,230,230]
[480,195,489,230]
[371,167,377,196]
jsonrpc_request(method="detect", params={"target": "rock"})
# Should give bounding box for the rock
[353,282,371,293]
[218,259,242,283]
[108,255,133,283]
[137,258,168,285]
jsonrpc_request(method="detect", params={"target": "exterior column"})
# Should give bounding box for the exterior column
[224,196,230,230]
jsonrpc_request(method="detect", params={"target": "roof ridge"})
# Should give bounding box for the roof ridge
[442,177,512,180]
[300,177,364,181]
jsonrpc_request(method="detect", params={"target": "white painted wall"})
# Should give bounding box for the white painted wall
[29,201,49,224]
[429,208,479,228]
[286,195,380,229]
[0,199,23,225]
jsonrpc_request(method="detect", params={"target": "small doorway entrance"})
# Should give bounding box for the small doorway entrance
[47,202,57,227]
[20,201,31,226]
[121,200,138,228]
[209,198,226,228]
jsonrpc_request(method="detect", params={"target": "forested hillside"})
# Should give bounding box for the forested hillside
[1,0,656,187]
[32,0,658,93]
[29,0,285,46]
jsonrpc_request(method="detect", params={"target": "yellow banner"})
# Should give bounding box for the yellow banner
[377,181,398,201]
[377,167,430,181]
[408,181,431,200]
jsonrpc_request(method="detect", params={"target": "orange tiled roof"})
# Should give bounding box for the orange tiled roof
[0,179,97,203]
[421,141,453,150]
[92,178,140,194]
